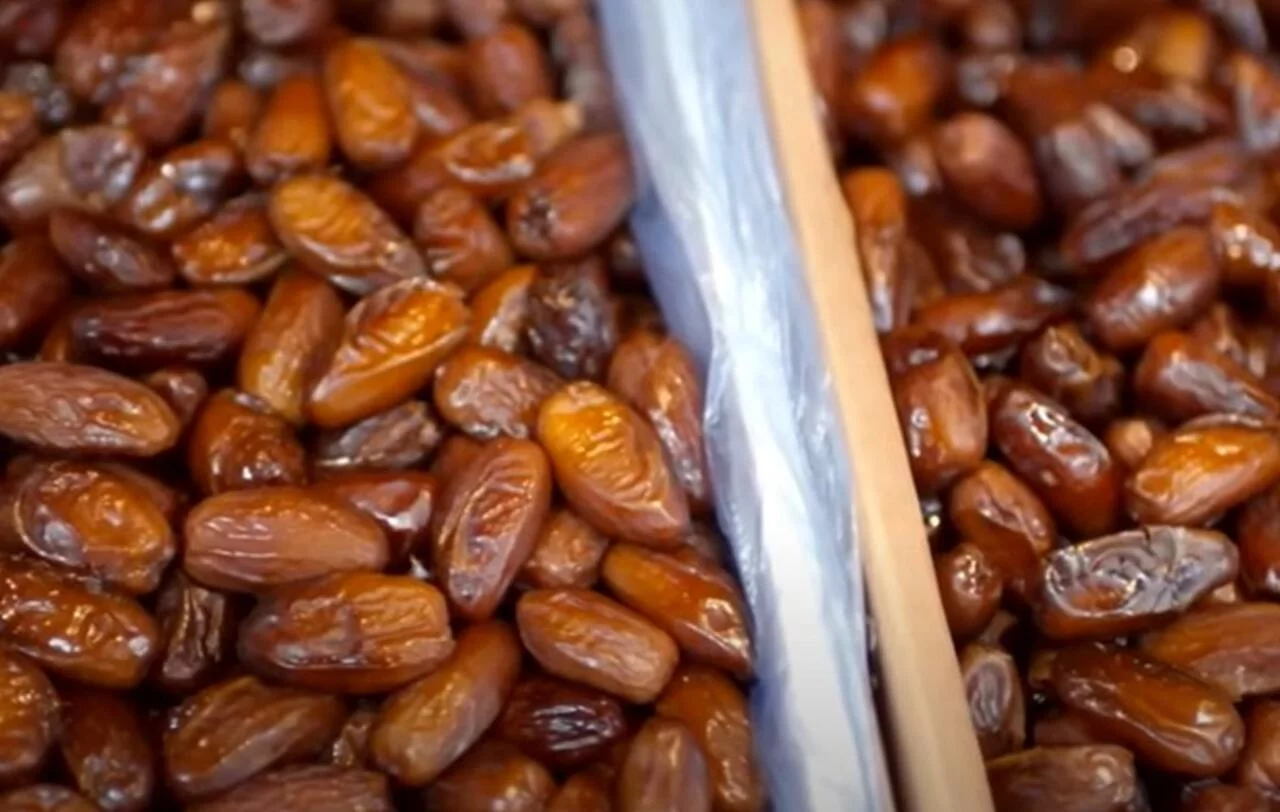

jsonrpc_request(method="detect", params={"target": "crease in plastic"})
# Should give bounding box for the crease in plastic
[597,2,893,810]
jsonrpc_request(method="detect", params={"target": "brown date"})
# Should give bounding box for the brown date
[656,665,766,812]
[144,366,208,430]
[1086,228,1222,352]
[186,765,392,812]
[324,38,419,171]
[935,542,1002,638]
[933,112,1042,231]
[499,675,627,770]
[517,507,610,590]
[0,786,100,812]
[948,461,1055,602]
[183,486,390,593]
[1103,417,1165,472]
[325,708,378,769]
[187,389,308,496]
[423,739,557,812]
[1052,644,1244,777]
[1018,324,1124,428]
[431,437,552,620]
[1181,784,1271,812]
[885,328,989,494]
[538,382,690,547]
[1133,331,1279,422]
[308,278,469,428]
[313,401,443,471]
[989,382,1121,538]
[913,276,1073,360]
[0,237,71,350]
[434,346,562,440]
[370,621,522,786]
[48,209,175,292]
[959,643,1025,759]
[414,185,514,293]
[839,35,948,147]
[548,767,613,812]
[1240,485,1280,596]
[173,197,288,287]
[1238,702,1280,798]
[238,270,345,426]
[608,328,712,514]
[151,571,239,694]
[1210,200,1280,289]
[118,139,243,239]
[841,168,911,333]
[239,571,454,694]
[1036,526,1238,640]
[516,588,679,704]
[162,675,345,801]
[985,745,1142,812]
[506,133,635,261]
[203,79,263,148]
[1141,602,1280,700]
[58,686,154,812]
[3,458,175,594]
[242,0,335,47]
[466,23,553,117]
[1126,415,1280,526]
[526,255,619,381]
[615,718,713,812]
[246,74,332,187]
[0,648,57,788]
[71,288,261,371]
[0,555,157,688]
[601,543,754,678]
[468,263,538,353]
[269,173,426,297]
[312,470,436,566]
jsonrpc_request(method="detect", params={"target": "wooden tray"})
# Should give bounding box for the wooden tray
[744,1,995,809]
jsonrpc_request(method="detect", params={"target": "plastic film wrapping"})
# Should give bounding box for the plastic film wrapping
[597,1,894,809]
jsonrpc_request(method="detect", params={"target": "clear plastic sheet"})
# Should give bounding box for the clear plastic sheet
[596,2,894,809]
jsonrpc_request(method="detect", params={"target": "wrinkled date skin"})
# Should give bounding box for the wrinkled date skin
[312,470,436,566]
[312,401,443,472]
[0,648,58,788]
[1141,603,1280,701]
[516,588,679,704]
[538,382,690,547]
[990,382,1121,539]
[185,765,392,812]
[498,675,628,770]
[1037,526,1238,640]
[58,687,155,812]
[615,718,713,812]
[601,543,754,678]
[370,621,522,787]
[431,437,552,621]
[948,461,1055,602]
[162,675,346,802]
[0,362,179,455]
[1134,332,1280,423]
[187,389,308,496]
[1052,644,1244,777]
[1126,416,1280,526]
[183,486,390,593]
[518,507,610,590]
[2,458,175,594]
[986,746,1143,812]
[433,346,563,440]
[525,255,618,381]
[151,571,239,695]
[0,555,157,688]
[239,571,454,694]
[172,198,288,287]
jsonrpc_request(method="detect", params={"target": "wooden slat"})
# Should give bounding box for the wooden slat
[744,1,995,809]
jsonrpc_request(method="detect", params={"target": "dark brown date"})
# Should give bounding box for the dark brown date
[1141,602,1280,700]
[498,675,627,770]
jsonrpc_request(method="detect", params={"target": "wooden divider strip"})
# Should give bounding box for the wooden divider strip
[744,1,995,809]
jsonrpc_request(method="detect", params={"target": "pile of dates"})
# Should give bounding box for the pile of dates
[0,0,765,811]
[800,0,1280,809]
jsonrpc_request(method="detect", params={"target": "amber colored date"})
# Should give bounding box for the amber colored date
[151,571,239,694]
[173,197,288,286]
[414,185,514,293]
[423,739,556,812]
[538,382,689,546]
[948,461,1055,602]
[370,621,522,786]
[468,264,538,352]
[517,588,679,704]
[602,543,754,678]
[1141,603,1280,701]
[187,389,307,496]
[162,675,346,801]
[433,346,562,440]
[308,278,469,428]
[1133,331,1279,422]
[656,665,766,812]
[0,236,71,349]
[432,437,552,621]
[183,486,390,593]
[312,401,443,471]
[239,571,454,694]
[517,507,610,590]
[1126,415,1280,526]
[1036,526,1238,640]
[989,382,1121,539]
[0,648,57,788]
[985,745,1142,812]
[1052,644,1244,777]
[324,38,418,172]
[58,686,155,812]
[0,555,157,688]
[312,470,435,566]
[616,718,713,812]
[186,765,392,812]
[246,74,331,186]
